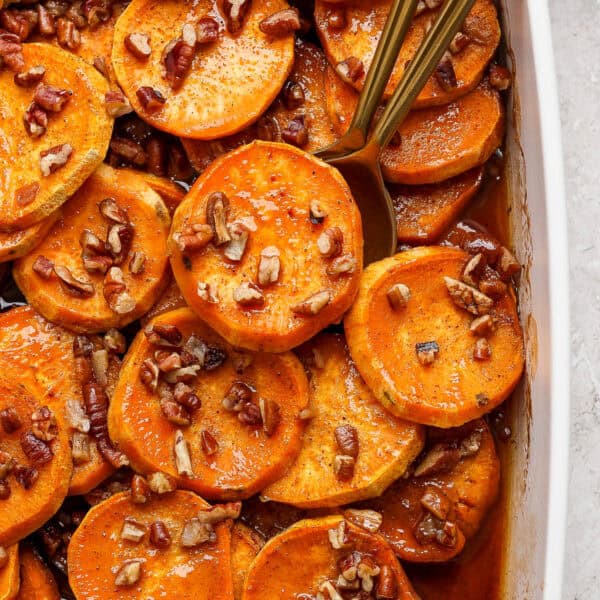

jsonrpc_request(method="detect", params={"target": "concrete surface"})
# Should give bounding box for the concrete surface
[549,2,600,598]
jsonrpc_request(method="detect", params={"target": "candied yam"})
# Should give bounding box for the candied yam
[242,516,419,599]
[0,306,115,496]
[16,544,60,600]
[231,523,264,600]
[326,70,504,185]
[169,141,363,352]
[344,246,524,427]
[68,491,234,600]
[13,164,171,333]
[392,168,484,244]
[108,308,309,500]
[0,43,112,230]
[0,545,19,600]
[0,377,72,546]
[363,419,499,562]
[139,171,187,215]
[315,0,500,106]
[112,0,295,139]
[0,210,60,264]
[263,333,424,507]
[182,40,338,171]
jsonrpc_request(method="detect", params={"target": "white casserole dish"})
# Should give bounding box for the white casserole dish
[499,1,569,598]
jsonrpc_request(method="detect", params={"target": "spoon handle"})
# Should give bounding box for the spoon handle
[367,0,476,152]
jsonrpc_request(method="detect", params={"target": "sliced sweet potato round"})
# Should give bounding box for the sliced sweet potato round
[108,307,309,500]
[361,419,499,562]
[231,523,264,600]
[344,246,524,427]
[326,70,504,184]
[0,377,72,546]
[392,168,484,244]
[0,545,19,600]
[182,40,339,171]
[315,0,500,106]
[68,490,234,600]
[263,333,425,507]
[0,210,60,264]
[13,164,171,333]
[139,171,187,216]
[169,141,363,352]
[0,306,115,496]
[112,0,295,139]
[243,515,419,599]
[16,544,60,600]
[0,43,112,230]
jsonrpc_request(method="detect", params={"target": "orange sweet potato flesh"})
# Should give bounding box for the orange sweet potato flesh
[231,523,264,600]
[13,164,171,333]
[361,419,499,562]
[139,172,187,216]
[0,545,19,600]
[0,43,112,230]
[326,70,504,185]
[0,306,114,495]
[182,40,339,171]
[169,141,363,352]
[16,544,60,600]
[0,377,72,547]
[0,210,61,264]
[68,490,234,600]
[243,516,419,599]
[112,0,295,139]
[263,333,424,507]
[344,246,524,427]
[315,0,500,106]
[109,307,309,500]
[392,168,484,244]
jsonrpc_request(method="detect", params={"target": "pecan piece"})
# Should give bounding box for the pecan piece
[233,282,264,307]
[104,267,136,314]
[144,323,183,348]
[414,443,460,477]
[259,8,300,38]
[99,197,129,224]
[317,227,343,258]
[196,16,219,44]
[197,281,219,303]
[109,137,147,166]
[14,465,38,489]
[449,31,470,54]
[147,471,178,494]
[222,381,253,412]
[174,430,194,476]
[150,521,171,548]
[14,64,45,87]
[343,508,383,533]
[473,337,491,361]
[175,223,213,253]
[222,0,251,34]
[327,254,357,277]
[470,314,495,336]
[54,265,94,297]
[415,340,439,366]
[238,401,262,426]
[200,429,218,455]
[161,398,191,427]
[105,90,133,118]
[136,86,166,112]
[34,83,72,112]
[206,191,231,245]
[281,79,305,110]
[56,17,80,50]
[24,102,48,138]
[387,283,411,309]
[334,454,355,481]
[291,290,331,315]
[435,53,457,91]
[164,37,195,90]
[31,406,58,442]
[495,245,520,280]
[115,560,142,587]
[131,474,152,504]
[335,424,359,458]
[257,245,281,286]
[444,277,493,315]
[71,432,91,465]
[259,397,281,437]
[32,254,54,279]
[124,32,151,59]
[281,115,308,147]
[106,223,134,265]
[129,251,146,275]
[37,5,55,36]
[336,56,364,84]
[309,200,327,224]
[223,222,249,262]
[462,252,486,286]
[0,30,24,72]
[173,383,201,412]
[420,486,452,520]
[15,181,40,207]
[0,451,16,479]
[181,518,215,547]
[0,407,22,433]
[21,431,53,466]
[489,64,512,91]
[120,517,147,543]
[40,143,73,176]
[327,519,351,550]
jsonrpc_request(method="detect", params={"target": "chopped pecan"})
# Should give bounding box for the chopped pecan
[478,269,507,298]
[174,430,194,476]
[233,282,265,307]
[120,517,147,543]
[222,0,251,34]
[259,8,300,37]
[223,222,249,262]
[327,254,357,277]
[181,518,215,547]
[462,253,486,286]
[200,429,218,455]
[489,64,512,91]
[197,281,219,303]
[357,557,380,592]
[0,30,24,72]
[21,430,53,466]
[375,565,396,599]
[206,191,231,245]
[291,290,331,315]
[256,114,280,141]
[0,451,15,479]
[222,381,253,412]
[319,581,343,600]
[338,550,361,581]
[140,358,160,392]
[327,7,346,29]
[413,443,460,477]
[386,283,411,310]
[56,17,80,50]
[420,487,452,520]
[327,519,350,550]
[126,251,145,276]
[104,267,136,314]
[334,424,359,458]
[476,392,489,407]
[470,314,495,336]
[0,407,22,433]
[124,32,151,59]
[161,398,191,427]
[281,115,308,147]
[459,428,483,457]
[257,245,281,286]
[106,222,134,265]
[105,90,133,118]
[415,341,439,366]
[34,83,72,112]
[0,480,10,500]
[65,399,90,433]
[164,364,202,384]
[32,255,54,279]
[71,431,91,465]
[98,197,129,225]
[435,53,457,91]
[317,227,343,258]
[173,382,201,411]
[150,521,172,548]
[449,31,470,54]
[282,79,305,110]
[147,471,177,494]
[259,397,281,437]
[414,512,458,548]
[473,337,491,361]
[164,37,195,91]
[495,245,520,280]
[136,86,166,112]
[1,9,37,41]
[83,255,113,275]
[336,56,364,84]
[83,0,112,29]
[343,508,383,533]
[146,136,167,176]
[175,223,213,253]
[309,199,327,224]
[14,64,45,87]
[104,328,127,354]
[115,560,142,587]
[444,277,493,315]
[31,406,57,442]
[109,137,147,166]
[196,16,219,44]
[198,502,242,523]
[15,181,40,207]
[54,265,94,297]
[40,143,73,176]
[238,401,262,426]
[131,474,152,504]
[24,102,48,138]
[14,465,38,489]
[91,348,109,386]
[334,454,355,481]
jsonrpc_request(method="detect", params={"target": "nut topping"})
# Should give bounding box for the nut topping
[222,381,253,412]
[54,265,94,297]
[413,443,460,478]
[473,337,491,361]
[150,521,172,548]
[343,509,383,534]
[129,251,146,275]
[495,246,520,280]
[420,487,452,520]
[175,223,213,253]
[282,79,305,110]
[21,430,53,466]
[71,432,91,465]
[196,17,219,44]
[120,517,147,543]
[181,518,215,547]
[319,581,343,600]
[124,32,151,59]
[140,358,160,392]
[136,86,166,112]
[32,255,54,279]
[15,181,40,207]
[257,245,281,286]
[198,502,242,523]
[147,471,177,494]
[259,397,281,437]
[449,31,470,54]
[174,430,194,477]
[14,465,38,489]
[65,399,90,433]
[233,282,265,307]
[144,323,183,348]
[461,253,486,286]
[327,254,357,277]
[335,56,364,84]
[33,83,72,112]
[106,222,134,265]
[317,227,343,258]
[386,283,411,310]
[161,398,191,427]
[0,452,16,479]
[0,407,22,433]
[40,143,73,176]
[131,474,152,504]
[444,277,493,315]
[281,115,308,147]
[259,8,301,37]
[197,281,219,303]
[334,424,359,458]
[164,37,195,91]
[238,401,262,426]
[173,382,201,412]
[435,53,457,91]
[115,560,142,587]
[206,191,231,245]
[14,64,45,87]
[334,454,355,481]
[415,340,439,366]
[31,406,57,442]
[104,267,136,314]
[489,64,512,91]
[327,520,350,550]
[223,222,249,262]
[110,138,147,166]
[24,103,48,138]
[0,31,24,72]
[105,90,133,118]
[291,290,331,316]
[222,0,251,34]
[309,200,327,224]
[56,17,80,50]
[200,429,219,455]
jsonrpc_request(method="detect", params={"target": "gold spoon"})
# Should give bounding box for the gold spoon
[318,0,476,265]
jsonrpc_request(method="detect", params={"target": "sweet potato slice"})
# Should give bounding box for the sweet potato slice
[0,210,60,264]
[231,523,264,600]
[315,0,500,107]
[0,377,72,546]
[13,164,171,333]
[263,333,425,507]
[169,141,363,352]
[361,419,499,562]
[392,168,484,244]
[139,171,187,216]
[68,490,234,600]
[182,40,339,171]
[0,545,19,600]
[16,544,60,600]
[243,515,419,599]
[0,306,115,496]
[0,43,112,230]
[344,246,524,427]
[112,0,295,139]
[109,307,309,500]
[326,70,504,184]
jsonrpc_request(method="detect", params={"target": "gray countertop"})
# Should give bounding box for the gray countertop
[549,1,600,598]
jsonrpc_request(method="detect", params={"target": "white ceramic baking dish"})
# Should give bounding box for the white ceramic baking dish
[499,1,569,598]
